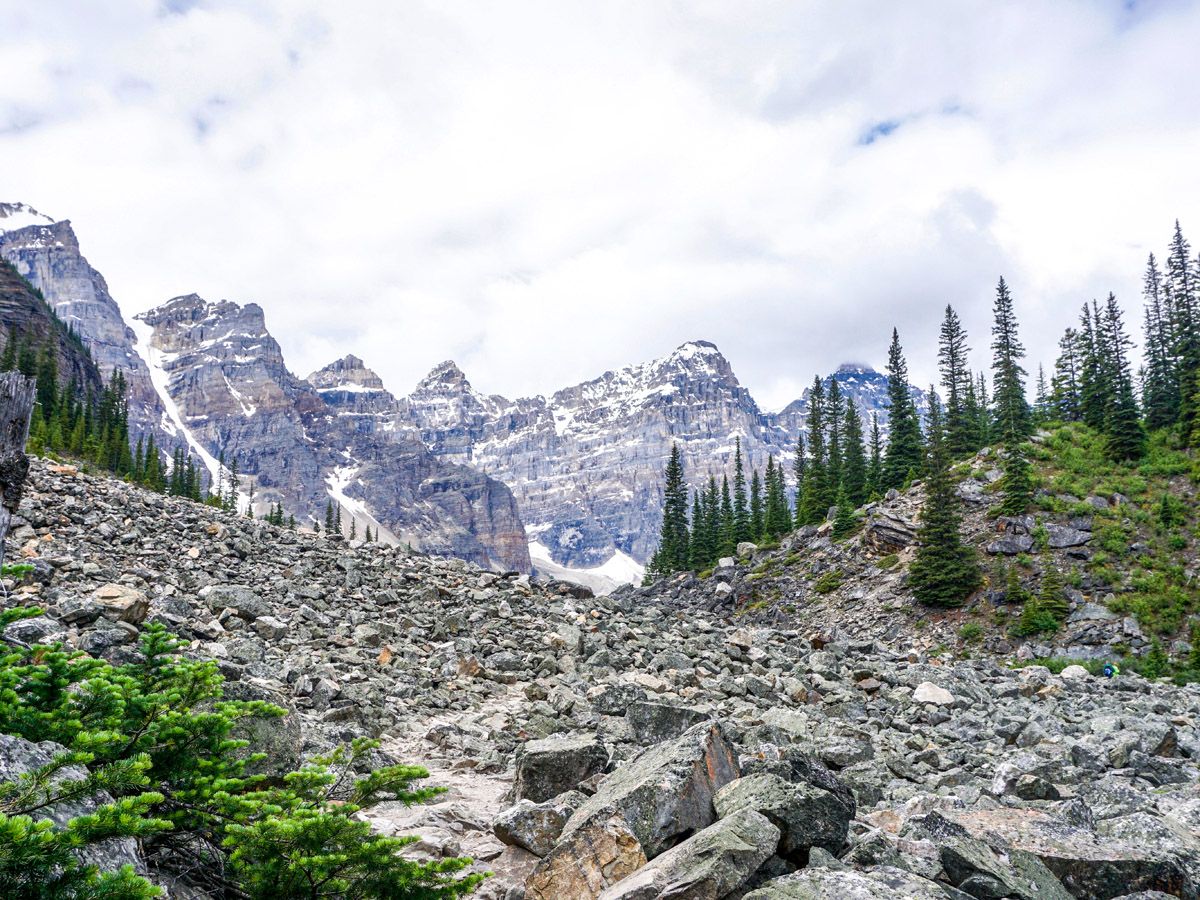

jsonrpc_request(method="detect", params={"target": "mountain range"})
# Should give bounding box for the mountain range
[0,202,925,589]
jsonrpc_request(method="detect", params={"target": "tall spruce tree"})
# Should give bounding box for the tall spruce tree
[719,475,735,555]
[990,277,1031,444]
[763,456,791,537]
[1100,292,1147,460]
[825,377,844,497]
[937,304,974,455]
[1141,253,1179,429]
[648,444,690,575]
[1051,328,1083,422]
[1166,222,1200,439]
[798,376,829,524]
[907,392,981,608]
[749,470,764,540]
[866,413,883,499]
[732,437,751,543]
[791,432,806,507]
[841,396,867,507]
[882,328,923,489]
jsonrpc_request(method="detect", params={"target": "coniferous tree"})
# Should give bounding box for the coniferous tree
[798,376,829,524]
[1078,303,1109,431]
[1100,292,1147,460]
[938,304,974,455]
[732,437,751,543]
[840,396,867,508]
[1166,222,1200,439]
[719,475,735,555]
[831,487,856,538]
[1051,328,1083,422]
[648,443,690,575]
[1141,253,1179,429]
[763,456,791,537]
[324,500,335,534]
[825,377,843,498]
[1037,560,1069,626]
[990,277,1031,444]
[907,393,981,608]
[349,518,357,541]
[704,476,720,565]
[866,413,883,499]
[689,491,707,570]
[882,328,923,489]
[791,432,806,510]
[749,470,764,541]
[972,371,991,448]
[998,449,1034,516]
[1034,364,1050,425]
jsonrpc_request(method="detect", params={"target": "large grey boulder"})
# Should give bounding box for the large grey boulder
[525,810,647,900]
[513,733,609,803]
[563,721,741,858]
[492,791,585,857]
[202,584,271,621]
[930,808,1188,899]
[626,701,712,744]
[599,807,780,899]
[741,866,958,898]
[714,773,851,859]
[916,811,1072,900]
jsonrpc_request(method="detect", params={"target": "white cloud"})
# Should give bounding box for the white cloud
[3,0,1199,410]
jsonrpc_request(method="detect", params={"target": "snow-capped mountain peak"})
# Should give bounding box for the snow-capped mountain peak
[0,202,55,234]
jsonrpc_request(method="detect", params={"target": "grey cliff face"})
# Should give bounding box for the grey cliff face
[0,207,168,444]
[401,342,798,570]
[133,294,530,573]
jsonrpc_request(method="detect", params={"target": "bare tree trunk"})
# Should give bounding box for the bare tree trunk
[0,373,36,572]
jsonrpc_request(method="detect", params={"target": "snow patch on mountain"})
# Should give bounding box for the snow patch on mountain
[0,202,55,233]
[129,315,249,511]
[528,540,643,595]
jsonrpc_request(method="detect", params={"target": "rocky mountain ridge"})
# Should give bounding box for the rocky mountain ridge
[0,208,170,446]
[3,459,1199,898]
[398,344,930,582]
[130,292,531,573]
[0,200,934,589]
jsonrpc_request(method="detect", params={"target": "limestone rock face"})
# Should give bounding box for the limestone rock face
[0,252,103,400]
[398,353,929,581]
[132,294,530,572]
[0,210,167,444]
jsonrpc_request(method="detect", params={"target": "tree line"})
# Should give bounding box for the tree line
[649,220,1200,608]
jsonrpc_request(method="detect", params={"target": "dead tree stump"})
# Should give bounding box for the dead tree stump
[0,372,36,572]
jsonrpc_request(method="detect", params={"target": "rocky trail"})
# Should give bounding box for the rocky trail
[3,459,1200,898]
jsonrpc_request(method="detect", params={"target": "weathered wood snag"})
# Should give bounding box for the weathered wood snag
[0,372,36,571]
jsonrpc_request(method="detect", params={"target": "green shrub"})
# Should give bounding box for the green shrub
[0,613,484,899]
[812,571,842,594]
[958,622,983,644]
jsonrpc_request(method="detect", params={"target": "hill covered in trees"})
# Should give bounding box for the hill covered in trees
[644,220,1200,678]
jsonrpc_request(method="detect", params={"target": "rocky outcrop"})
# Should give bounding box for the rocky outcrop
[0,258,103,399]
[0,207,167,443]
[132,294,530,572]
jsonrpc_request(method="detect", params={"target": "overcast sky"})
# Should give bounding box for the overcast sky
[4,1,1200,410]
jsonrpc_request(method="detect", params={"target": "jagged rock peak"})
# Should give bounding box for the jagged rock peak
[419,359,472,389]
[0,202,56,232]
[835,361,877,376]
[308,355,388,393]
[658,339,731,374]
